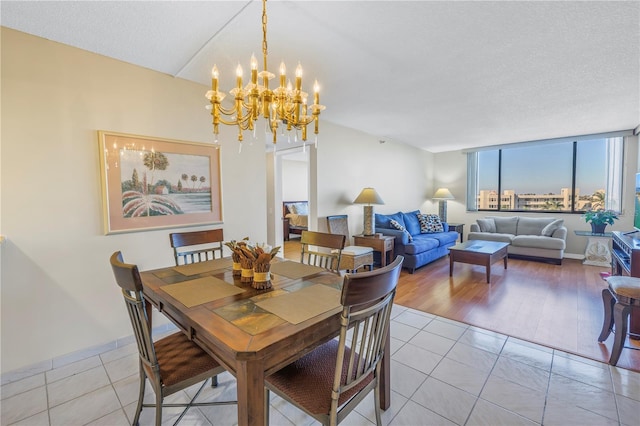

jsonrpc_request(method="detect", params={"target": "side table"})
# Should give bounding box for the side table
[574,230,612,267]
[448,223,465,242]
[353,235,395,267]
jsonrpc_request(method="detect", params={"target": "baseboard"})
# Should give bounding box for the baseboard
[508,253,563,265]
[1,322,178,386]
[563,253,585,260]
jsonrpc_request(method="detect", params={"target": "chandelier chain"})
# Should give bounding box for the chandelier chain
[262,0,268,63]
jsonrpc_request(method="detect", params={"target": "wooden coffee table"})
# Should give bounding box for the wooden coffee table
[449,240,509,283]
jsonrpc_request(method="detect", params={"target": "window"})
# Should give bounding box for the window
[467,136,624,213]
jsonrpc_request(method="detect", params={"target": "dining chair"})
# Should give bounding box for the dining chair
[300,230,346,273]
[265,255,404,426]
[109,251,235,426]
[327,215,374,273]
[169,228,224,265]
[598,275,640,365]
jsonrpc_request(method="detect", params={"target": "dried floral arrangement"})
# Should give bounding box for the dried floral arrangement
[252,245,281,289]
[224,238,249,276]
[225,241,280,289]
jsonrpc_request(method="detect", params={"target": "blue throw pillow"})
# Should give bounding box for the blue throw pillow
[390,219,413,242]
[375,212,405,229]
[375,213,390,229]
[402,210,421,236]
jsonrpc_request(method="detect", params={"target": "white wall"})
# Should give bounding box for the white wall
[282,158,308,200]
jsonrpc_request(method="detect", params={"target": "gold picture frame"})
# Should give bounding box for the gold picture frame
[98,131,222,234]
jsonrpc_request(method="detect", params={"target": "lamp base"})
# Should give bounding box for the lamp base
[438,201,448,223]
[363,205,375,236]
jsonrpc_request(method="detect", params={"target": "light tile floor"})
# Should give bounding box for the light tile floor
[2,304,639,425]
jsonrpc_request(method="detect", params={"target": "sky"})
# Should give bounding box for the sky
[119,150,211,188]
[478,139,606,196]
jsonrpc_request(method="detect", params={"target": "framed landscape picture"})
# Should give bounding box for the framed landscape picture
[98,131,222,234]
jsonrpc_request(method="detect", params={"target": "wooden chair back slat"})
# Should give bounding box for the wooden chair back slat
[300,230,346,273]
[169,229,224,265]
[331,256,404,422]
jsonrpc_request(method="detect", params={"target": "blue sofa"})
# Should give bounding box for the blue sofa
[375,210,459,273]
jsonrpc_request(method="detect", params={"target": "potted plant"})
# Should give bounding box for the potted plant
[583,209,619,234]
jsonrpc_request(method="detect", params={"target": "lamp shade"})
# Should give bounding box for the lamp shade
[432,188,455,200]
[353,187,385,205]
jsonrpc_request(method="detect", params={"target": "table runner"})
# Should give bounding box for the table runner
[255,284,342,324]
[269,261,326,279]
[161,276,245,307]
[173,258,233,276]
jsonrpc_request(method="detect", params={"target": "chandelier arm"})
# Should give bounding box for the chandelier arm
[215,113,253,127]
[216,104,238,116]
[215,97,255,122]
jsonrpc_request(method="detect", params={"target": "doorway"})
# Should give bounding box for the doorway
[280,148,309,256]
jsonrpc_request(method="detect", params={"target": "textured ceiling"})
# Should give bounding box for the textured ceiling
[2,0,638,153]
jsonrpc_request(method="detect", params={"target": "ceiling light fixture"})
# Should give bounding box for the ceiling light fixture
[206,0,325,150]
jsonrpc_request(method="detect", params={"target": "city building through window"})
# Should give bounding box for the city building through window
[466,135,624,213]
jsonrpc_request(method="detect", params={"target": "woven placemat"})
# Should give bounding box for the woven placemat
[173,258,233,276]
[161,276,244,307]
[269,261,326,279]
[255,284,341,324]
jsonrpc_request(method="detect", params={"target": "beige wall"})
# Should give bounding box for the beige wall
[315,129,435,235]
[0,28,433,374]
[0,28,270,374]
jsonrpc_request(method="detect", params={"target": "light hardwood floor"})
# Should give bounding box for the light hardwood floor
[283,239,640,372]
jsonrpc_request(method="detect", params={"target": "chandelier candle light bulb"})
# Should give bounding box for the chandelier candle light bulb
[279,62,286,86]
[211,66,219,91]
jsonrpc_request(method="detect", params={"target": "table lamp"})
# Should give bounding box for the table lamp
[432,188,455,222]
[354,187,385,236]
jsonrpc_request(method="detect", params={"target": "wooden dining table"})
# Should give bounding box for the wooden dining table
[140,257,391,426]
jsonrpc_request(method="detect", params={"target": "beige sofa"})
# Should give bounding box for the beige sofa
[468,216,567,264]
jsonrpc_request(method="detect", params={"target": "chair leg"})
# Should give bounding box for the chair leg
[610,302,631,366]
[155,392,163,426]
[211,375,218,387]
[264,389,270,425]
[598,288,615,342]
[373,380,382,426]
[133,366,145,426]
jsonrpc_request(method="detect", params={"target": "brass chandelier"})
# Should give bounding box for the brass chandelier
[206,0,325,148]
